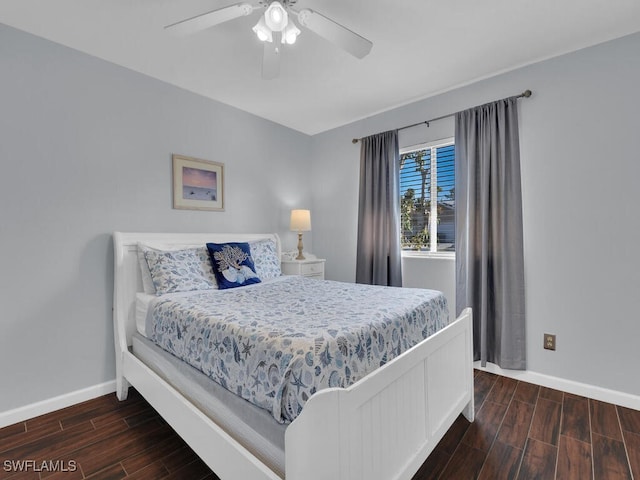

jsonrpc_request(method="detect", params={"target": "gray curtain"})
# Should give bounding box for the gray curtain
[455,97,526,369]
[356,130,402,287]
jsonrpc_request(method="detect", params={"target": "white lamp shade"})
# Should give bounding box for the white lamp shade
[282,22,301,44]
[253,17,273,42]
[290,209,311,231]
[265,1,288,32]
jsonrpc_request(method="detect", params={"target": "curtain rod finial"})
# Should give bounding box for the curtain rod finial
[352,138,359,144]
[522,89,532,98]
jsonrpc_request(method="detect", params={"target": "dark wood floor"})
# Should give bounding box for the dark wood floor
[0,371,638,479]
[415,370,639,479]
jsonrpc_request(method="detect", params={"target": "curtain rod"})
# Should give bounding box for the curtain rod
[351,89,532,144]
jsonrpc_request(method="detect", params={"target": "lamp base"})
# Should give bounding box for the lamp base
[296,232,305,260]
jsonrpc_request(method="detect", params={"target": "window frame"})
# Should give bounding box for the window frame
[399,137,455,258]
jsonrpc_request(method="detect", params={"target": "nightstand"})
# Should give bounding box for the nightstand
[281,257,326,280]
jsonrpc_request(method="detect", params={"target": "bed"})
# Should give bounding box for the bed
[113,232,474,480]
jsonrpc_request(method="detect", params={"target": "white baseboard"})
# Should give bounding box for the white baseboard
[0,380,117,429]
[475,362,640,411]
[2,367,637,430]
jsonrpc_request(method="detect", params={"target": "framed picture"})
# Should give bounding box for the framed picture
[172,154,224,211]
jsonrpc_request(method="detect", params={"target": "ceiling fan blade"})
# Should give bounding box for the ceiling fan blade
[262,40,281,80]
[297,9,372,59]
[165,3,254,36]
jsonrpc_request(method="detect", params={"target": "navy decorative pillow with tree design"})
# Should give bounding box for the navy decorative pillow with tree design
[206,242,261,289]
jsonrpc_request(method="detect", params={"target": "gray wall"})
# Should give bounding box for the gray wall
[2,21,639,414]
[0,24,312,412]
[311,32,640,398]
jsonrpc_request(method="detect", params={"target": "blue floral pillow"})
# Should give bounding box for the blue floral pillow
[249,238,281,281]
[206,242,261,289]
[143,247,216,295]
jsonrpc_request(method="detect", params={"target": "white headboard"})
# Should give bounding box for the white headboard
[112,232,282,352]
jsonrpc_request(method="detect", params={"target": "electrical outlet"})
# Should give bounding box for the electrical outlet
[544,334,556,351]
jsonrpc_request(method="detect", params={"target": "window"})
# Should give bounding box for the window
[400,138,455,253]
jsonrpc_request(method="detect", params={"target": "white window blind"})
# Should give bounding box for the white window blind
[399,139,455,253]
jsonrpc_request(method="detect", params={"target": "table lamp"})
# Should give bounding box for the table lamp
[290,209,311,260]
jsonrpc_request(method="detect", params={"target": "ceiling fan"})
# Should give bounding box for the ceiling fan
[165,0,373,79]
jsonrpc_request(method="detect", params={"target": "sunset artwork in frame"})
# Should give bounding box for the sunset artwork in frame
[172,154,224,211]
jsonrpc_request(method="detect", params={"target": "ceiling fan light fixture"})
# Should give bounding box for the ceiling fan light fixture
[166,0,373,80]
[253,17,273,42]
[265,1,288,32]
[282,22,301,45]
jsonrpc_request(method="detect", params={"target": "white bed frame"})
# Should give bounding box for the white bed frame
[113,232,474,480]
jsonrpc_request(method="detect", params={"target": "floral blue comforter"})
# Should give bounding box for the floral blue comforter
[146,276,449,423]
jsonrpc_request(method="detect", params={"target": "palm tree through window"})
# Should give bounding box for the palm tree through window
[399,139,455,253]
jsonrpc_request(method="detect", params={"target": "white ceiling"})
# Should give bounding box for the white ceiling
[2,0,640,135]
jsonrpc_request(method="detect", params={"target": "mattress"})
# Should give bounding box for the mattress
[135,293,155,336]
[132,333,287,478]
[145,276,450,423]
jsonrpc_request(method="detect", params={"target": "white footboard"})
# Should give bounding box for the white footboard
[285,308,474,480]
